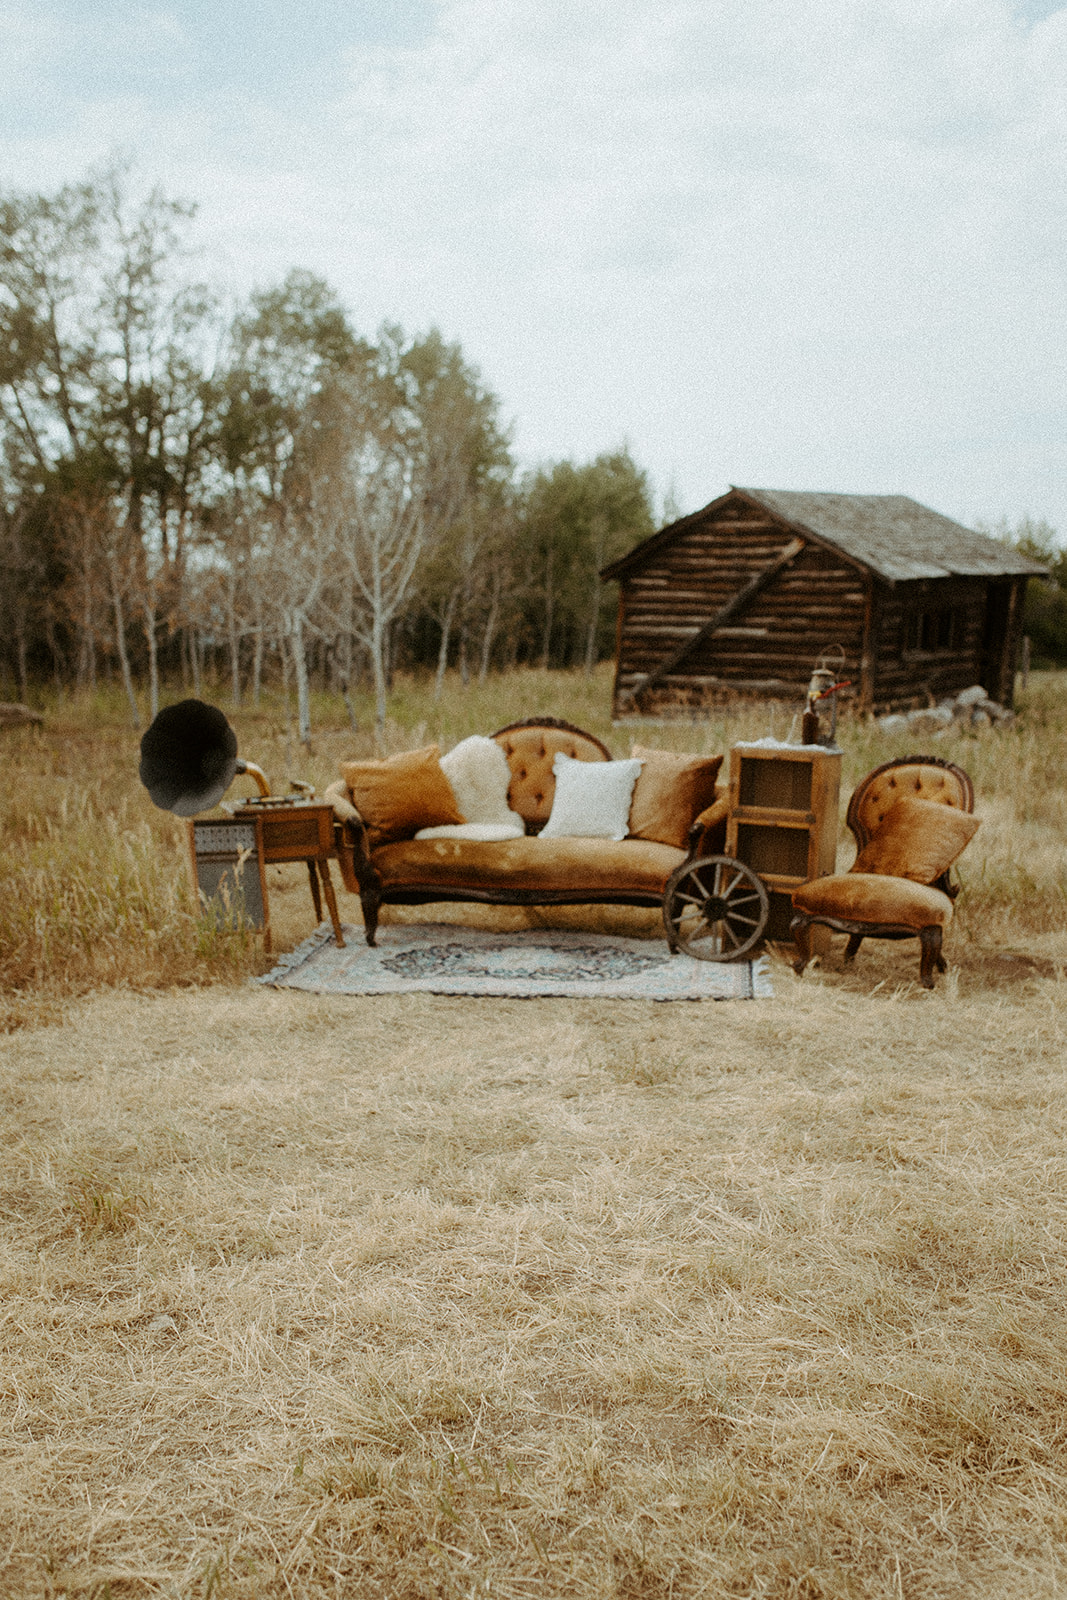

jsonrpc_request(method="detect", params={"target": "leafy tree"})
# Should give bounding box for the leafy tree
[986,515,1067,668]
[519,450,655,671]
[210,270,365,718]
[306,327,512,729]
[0,165,221,720]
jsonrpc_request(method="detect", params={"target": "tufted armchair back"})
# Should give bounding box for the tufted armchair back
[492,718,611,833]
[847,756,975,851]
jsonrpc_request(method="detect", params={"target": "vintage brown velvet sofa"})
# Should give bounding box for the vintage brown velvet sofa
[326,717,728,946]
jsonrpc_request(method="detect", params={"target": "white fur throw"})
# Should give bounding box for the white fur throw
[414,821,526,841]
[415,735,525,840]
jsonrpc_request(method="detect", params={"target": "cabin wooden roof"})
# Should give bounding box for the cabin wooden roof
[602,487,1048,585]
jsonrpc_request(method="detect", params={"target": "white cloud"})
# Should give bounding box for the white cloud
[1,0,1065,531]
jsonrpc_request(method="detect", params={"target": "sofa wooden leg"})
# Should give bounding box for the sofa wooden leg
[791,915,813,975]
[919,925,942,989]
[844,933,864,965]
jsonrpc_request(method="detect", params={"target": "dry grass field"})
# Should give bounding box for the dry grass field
[2,668,1067,1598]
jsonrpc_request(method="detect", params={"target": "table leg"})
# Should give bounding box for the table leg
[318,859,345,947]
[307,860,323,923]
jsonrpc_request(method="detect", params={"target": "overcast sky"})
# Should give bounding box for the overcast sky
[2,0,1065,537]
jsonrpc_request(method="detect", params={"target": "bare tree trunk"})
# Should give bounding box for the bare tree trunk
[478,569,501,683]
[15,625,28,704]
[287,611,313,748]
[142,596,160,722]
[227,577,241,707]
[370,609,388,732]
[541,548,554,670]
[252,623,264,707]
[584,571,602,677]
[434,585,459,701]
[189,626,202,696]
[74,568,97,692]
[111,580,140,729]
[459,578,471,688]
[45,613,64,695]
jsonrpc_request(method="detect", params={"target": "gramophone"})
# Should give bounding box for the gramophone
[138,700,339,946]
[138,698,273,815]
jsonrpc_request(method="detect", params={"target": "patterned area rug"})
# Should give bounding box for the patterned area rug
[257,923,773,1001]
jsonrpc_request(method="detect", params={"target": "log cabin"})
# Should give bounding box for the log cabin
[602,487,1047,718]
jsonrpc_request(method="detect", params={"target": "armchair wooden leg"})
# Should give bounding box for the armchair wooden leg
[844,933,864,965]
[791,914,814,975]
[918,925,943,989]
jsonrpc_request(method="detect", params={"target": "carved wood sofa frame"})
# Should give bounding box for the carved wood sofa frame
[790,754,975,989]
[332,717,729,947]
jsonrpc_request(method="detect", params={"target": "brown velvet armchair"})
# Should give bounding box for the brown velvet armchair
[791,756,977,989]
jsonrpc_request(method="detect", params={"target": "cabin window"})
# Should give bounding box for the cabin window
[903,608,957,654]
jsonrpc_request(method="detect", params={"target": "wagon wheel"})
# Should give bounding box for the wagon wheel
[663,855,770,962]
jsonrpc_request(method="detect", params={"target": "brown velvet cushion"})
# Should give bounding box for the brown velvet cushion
[852,796,980,883]
[340,746,463,847]
[793,873,954,929]
[627,746,724,850]
[371,835,686,897]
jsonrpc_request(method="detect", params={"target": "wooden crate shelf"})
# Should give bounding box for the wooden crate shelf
[725,742,842,947]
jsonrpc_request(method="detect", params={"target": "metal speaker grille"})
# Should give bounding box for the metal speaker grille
[194,822,257,855]
[191,820,263,929]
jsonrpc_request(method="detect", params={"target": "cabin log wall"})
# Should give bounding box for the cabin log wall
[609,493,1032,719]
[612,507,867,716]
[871,576,1021,712]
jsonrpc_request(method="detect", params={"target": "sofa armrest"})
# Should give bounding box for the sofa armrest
[687,796,730,858]
[324,777,362,826]
[325,779,375,895]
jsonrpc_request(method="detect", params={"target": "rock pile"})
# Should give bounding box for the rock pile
[877,684,1014,736]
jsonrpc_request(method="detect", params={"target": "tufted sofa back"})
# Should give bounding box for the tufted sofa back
[492,718,611,833]
[847,757,974,849]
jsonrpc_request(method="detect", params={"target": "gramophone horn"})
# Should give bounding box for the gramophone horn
[138,699,269,816]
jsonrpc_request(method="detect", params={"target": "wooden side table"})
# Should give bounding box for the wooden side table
[254,801,345,951]
[189,800,345,952]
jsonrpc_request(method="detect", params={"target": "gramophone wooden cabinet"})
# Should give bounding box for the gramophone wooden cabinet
[725,742,842,944]
[188,800,344,951]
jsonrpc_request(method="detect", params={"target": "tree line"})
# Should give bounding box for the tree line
[0,168,656,733]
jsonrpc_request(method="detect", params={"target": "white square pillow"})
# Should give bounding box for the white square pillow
[539,753,643,841]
